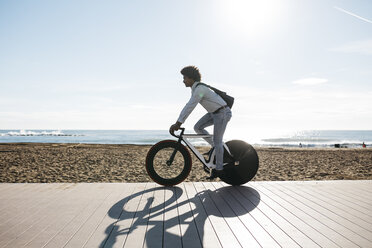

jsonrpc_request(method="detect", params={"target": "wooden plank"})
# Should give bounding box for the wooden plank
[25,187,101,248]
[0,184,84,247]
[0,183,64,224]
[6,184,101,248]
[298,181,372,198]
[63,184,132,247]
[0,181,371,248]
[279,183,372,229]
[0,183,53,222]
[325,181,372,195]
[320,185,372,209]
[203,182,263,248]
[193,182,242,247]
[307,181,372,217]
[162,186,182,248]
[319,181,372,204]
[259,183,360,248]
[216,182,300,248]
[257,185,338,247]
[43,184,114,248]
[328,187,372,205]
[337,181,372,194]
[83,183,137,247]
[233,182,321,248]
[103,183,148,248]
[175,183,203,248]
[272,183,372,247]
[0,184,58,246]
[264,182,370,245]
[143,185,165,248]
[183,182,222,248]
[123,183,157,248]
[0,183,38,196]
[0,184,32,202]
[0,183,16,194]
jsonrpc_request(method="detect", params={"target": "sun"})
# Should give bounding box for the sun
[219,0,283,38]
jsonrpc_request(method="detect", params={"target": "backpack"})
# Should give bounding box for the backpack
[195,83,235,109]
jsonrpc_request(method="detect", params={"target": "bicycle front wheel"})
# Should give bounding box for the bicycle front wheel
[145,140,192,186]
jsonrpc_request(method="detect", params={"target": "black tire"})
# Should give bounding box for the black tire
[146,140,192,186]
[219,140,259,185]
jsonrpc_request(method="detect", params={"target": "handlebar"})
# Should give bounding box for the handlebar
[170,127,185,138]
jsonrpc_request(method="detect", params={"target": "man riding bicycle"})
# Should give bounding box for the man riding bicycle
[169,66,232,179]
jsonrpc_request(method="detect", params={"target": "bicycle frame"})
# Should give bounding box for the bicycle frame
[170,128,232,170]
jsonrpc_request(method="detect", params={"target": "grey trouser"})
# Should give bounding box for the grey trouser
[194,107,232,170]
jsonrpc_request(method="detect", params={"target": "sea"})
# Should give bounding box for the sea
[0,129,371,148]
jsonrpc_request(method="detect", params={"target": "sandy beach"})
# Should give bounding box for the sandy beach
[0,143,371,183]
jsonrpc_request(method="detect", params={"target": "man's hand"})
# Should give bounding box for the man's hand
[169,122,182,134]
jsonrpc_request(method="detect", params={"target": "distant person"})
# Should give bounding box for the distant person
[299,143,302,148]
[362,142,366,148]
[169,66,232,179]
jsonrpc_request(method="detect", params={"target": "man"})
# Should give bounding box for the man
[169,66,232,179]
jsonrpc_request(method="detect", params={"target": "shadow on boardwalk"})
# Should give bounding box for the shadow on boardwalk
[100,184,260,247]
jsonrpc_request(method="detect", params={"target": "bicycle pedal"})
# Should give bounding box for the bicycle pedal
[206,169,222,180]
[206,174,217,180]
[203,165,210,174]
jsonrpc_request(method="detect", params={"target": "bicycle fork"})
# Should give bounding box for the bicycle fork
[166,148,178,166]
[166,138,184,166]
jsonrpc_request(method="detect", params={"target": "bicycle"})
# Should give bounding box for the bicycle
[145,128,259,186]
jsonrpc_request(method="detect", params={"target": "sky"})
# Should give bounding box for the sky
[1,0,371,140]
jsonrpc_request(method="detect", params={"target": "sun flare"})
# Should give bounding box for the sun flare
[219,0,282,37]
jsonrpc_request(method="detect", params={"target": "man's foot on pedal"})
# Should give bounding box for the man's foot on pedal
[206,169,224,180]
[223,161,234,168]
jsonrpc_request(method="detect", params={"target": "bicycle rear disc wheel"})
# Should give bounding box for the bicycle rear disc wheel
[219,140,259,185]
[146,140,192,186]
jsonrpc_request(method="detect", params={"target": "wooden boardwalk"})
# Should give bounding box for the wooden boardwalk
[0,180,371,247]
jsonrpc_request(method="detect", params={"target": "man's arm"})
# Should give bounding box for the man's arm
[177,88,202,123]
[170,86,203,132]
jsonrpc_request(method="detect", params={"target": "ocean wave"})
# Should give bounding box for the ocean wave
[259,140,367,148]
[0,130,82,137]
[1,130,370,147]
[261,138,335,143]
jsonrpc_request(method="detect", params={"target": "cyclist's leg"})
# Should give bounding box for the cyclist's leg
[194,113,214,145]
[213,108,232,170]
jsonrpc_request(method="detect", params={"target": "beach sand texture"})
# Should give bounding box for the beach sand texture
[0,143,371,183]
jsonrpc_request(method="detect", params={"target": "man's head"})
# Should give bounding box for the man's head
[180,66,201,87]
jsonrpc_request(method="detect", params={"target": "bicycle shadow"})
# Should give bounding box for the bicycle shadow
[100,184,261,248]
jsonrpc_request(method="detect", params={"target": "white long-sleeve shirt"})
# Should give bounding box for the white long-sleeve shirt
[177,82,227,123]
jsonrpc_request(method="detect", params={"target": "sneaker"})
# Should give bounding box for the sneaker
[223,161,235,168]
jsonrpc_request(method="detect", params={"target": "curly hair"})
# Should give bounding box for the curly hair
[180,66,201,82]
